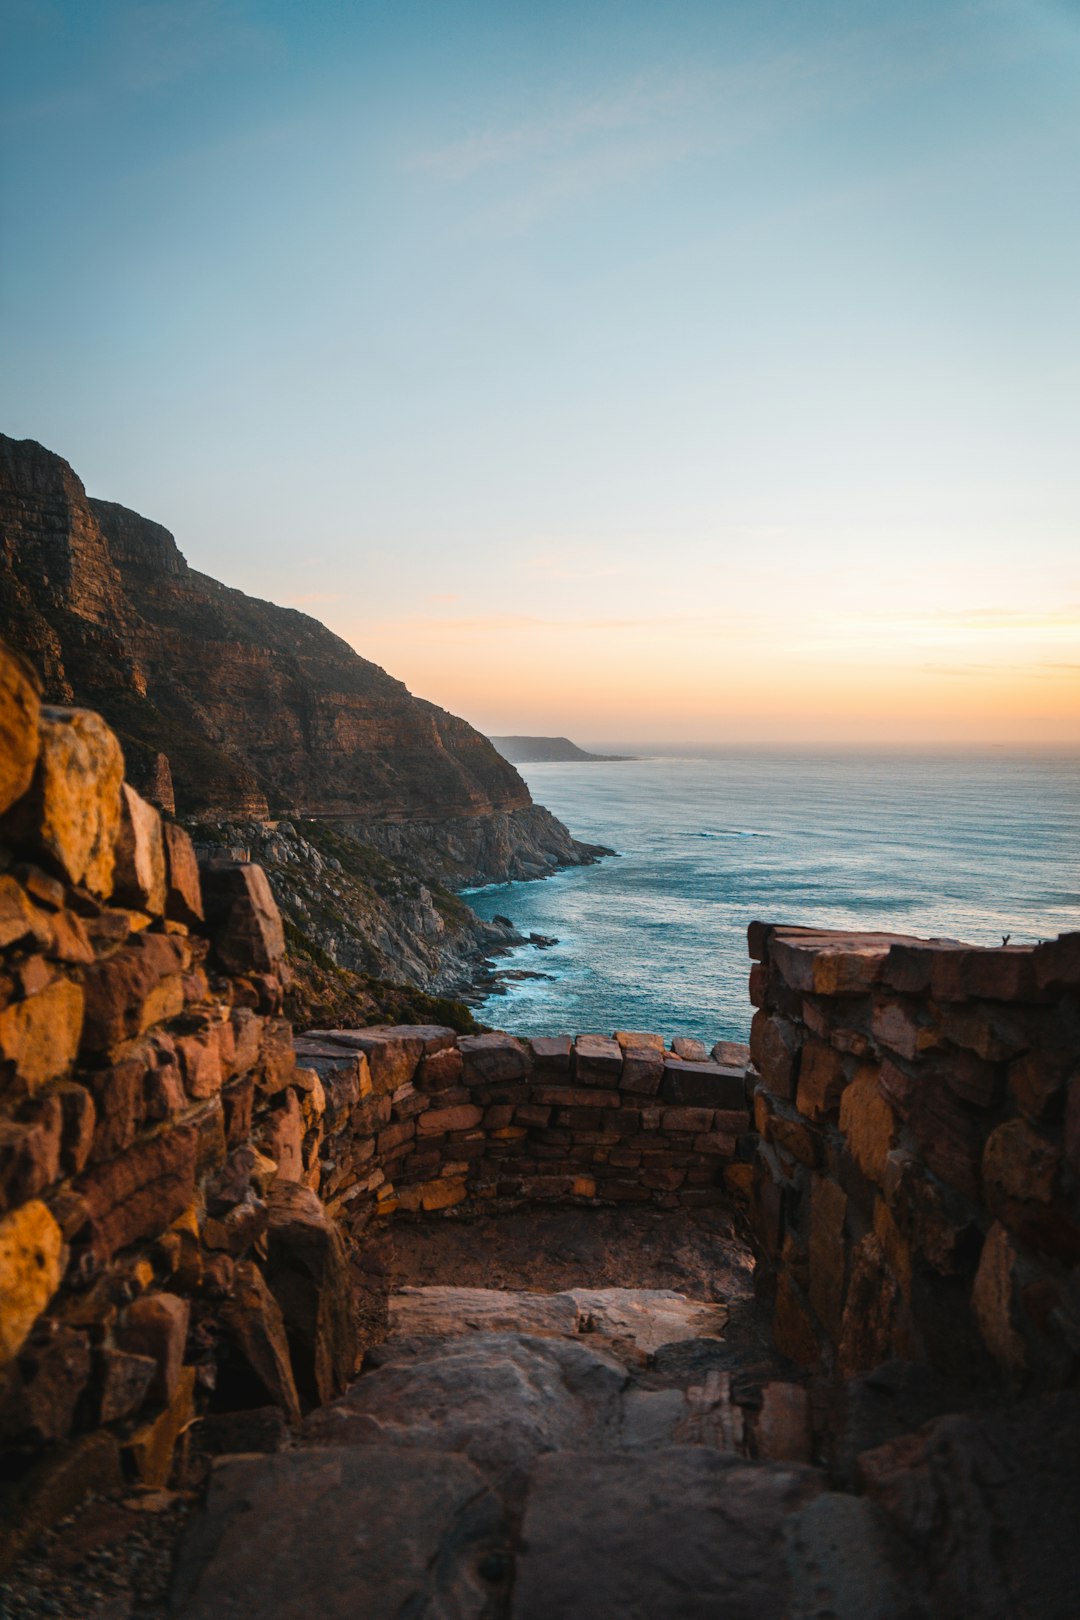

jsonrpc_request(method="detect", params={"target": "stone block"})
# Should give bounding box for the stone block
[1032,931,1080,994]
[529,1035,572,1071]
[0,977,84,1091]
[200,861,286,975]
[670,1036,709,1061]
[417,1103,483,1135]
[163,821,204,924]
[0,1200,64,1365]
[573,1033,623,1084]
[265,1181,356,1408]
[619,1047,665,1095]
[80,933,188,1054]
[661,1105,714,1133]
[125,1364,195,1487]
[879,1058,984,1200]
[0,1108,61,1210]
[97,1346,156,1424]
[750,1009,801,1099]
[4,707,123,896]
[219,1260,301,1424]
[837,1234,901,1377]
[661,1060,746,1109]
[756,1381,813,1463]
[808,1174,847,1342]
[531,1085,621,1109]
[416,1045,463,1091]
[79,1123,197,1262]
[459,1032,530,1085]
[838,1064,896,1185]
[0,875,52,953]
[112,783,167,914]
[117,1291,190,1404]
[795,1038,847,1121]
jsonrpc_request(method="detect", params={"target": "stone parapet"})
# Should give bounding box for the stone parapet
[745,922,1080,1389]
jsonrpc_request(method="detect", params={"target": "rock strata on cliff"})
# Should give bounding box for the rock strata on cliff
[0,433,607,995]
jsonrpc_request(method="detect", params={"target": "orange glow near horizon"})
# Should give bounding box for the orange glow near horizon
[341,603,1080,748]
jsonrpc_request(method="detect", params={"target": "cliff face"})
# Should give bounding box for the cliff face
[0,435,601,893]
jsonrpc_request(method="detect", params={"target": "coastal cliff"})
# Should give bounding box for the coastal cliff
[0,435,607,1002]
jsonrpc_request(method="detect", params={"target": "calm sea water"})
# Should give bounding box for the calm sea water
[467,752,1080,1045]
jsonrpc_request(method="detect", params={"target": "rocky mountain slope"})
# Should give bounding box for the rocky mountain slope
[0,434,608,1003]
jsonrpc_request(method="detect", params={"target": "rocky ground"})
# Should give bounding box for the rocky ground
[5,1208,1080,1618]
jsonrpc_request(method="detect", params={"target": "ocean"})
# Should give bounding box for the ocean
[467,751,1080,1045]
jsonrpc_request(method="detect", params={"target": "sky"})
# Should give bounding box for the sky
[3,0,1079,747]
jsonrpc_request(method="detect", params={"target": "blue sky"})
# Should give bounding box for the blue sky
[3,0,1079,743]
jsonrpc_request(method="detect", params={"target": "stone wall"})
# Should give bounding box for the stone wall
[0,645,356,1568]
[292,1027,754,1231]
[746,922,1080,1389]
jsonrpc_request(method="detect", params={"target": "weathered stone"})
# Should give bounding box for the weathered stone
[0,641,41,815]
[200,861,286,975]
[859,1393,1080,1619]
[0,1109,60,1210]
[837,1235,900,1377]
[80,932,188,1054]
[460,1032,530,1086]
[757,1381,813,1463]
[670,1036,709,1061]
[532,1085,621,1109]
[79,1123,197,1261]
[4,707,123,896]
[125,1363,195,1487]
[0,1200,64,1365]
[265,1181,356,1408]
[750,1009,802,1099]
[879,1057,983,1199]
[97,1346,156,1423]
[529,1034,572,1070]
[773,1272,819,1365]
[574,1033,623,1084]
[0,874,53,953]
[417,1103,483,1135]
[170,1446,510,1620]
[112,783,167,914]
[808,1174,848,1342]
[661,1105,714,1133]
[661,1060,746,1109]
[259,1088,305,1181]
[619,1046,665,1096]
[838,1064,896,1185]
[795,1037,848,1120]
[116,1291,190,1404]
[415,1044,464,1091]
[0,1323,90,1446]
[163,821,204,924]
[0,1431,121,1578]
[513,1447,821,1620]
[219,1260,301,1424]
[0,977,84,1092]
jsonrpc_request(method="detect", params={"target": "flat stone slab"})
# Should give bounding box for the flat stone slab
[170,1445,509,1620]
[303,1332,628,1495]
[512,1446,822,1620]
[387,1285,727,1356]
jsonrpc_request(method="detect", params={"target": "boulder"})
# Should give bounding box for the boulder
[218,1260,301,1424]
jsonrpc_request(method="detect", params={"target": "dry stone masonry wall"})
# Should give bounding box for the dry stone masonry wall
[0,643,356,1570]
[746,922,1080,1389]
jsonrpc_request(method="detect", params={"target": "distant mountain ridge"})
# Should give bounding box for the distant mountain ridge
[490,736,635,764]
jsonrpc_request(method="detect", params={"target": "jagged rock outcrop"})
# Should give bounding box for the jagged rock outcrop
[0,434,606,892]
